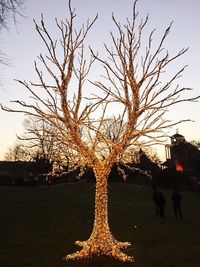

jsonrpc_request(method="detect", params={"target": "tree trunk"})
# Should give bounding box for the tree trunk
[93,167,110,232]
[64,165,134,262]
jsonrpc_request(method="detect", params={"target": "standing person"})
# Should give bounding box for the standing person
[152,187,159,216]
[158,189,166,217]
[171,188,182,218]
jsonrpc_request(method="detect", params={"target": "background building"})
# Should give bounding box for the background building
[164,132,200,175]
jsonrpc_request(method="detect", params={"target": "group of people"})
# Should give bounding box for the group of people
[152,187,183,218]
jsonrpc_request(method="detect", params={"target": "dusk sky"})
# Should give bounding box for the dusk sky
[0,0,200,160]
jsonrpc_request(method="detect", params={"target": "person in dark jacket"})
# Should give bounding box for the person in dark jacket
[171,188,182,218]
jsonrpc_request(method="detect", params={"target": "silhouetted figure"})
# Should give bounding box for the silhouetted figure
[158,189,166,217]
[152,187,159,216]
[171,188,182,218]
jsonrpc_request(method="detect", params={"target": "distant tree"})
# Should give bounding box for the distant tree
[0,0,25,30]
[20,116,57,163]
[138,149,160,174]
[191,140,200,151]
[20,115,81,169]
[141,147,162,166]
[4,142,32,161]
[101,116,126,143]
[4,146,14,161]
[1,0,199,262]
[0,0,25,65]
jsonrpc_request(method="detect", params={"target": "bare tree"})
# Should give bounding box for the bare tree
[20,116,57,163]
[20,115,77,170]
[1,0,199,262]
[0,0,24,30]
[140,147,162,166]
[0,0,25,67]
[21,115,86,170]
[4,141,32,161]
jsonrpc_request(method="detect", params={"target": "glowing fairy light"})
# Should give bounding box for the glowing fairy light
[63,165,134,262]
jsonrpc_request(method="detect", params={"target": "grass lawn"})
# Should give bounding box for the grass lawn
[0,182,200,267]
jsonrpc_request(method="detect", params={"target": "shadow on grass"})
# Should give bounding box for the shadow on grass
[62,255,135,267]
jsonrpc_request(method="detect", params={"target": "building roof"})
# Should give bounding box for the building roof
[171,133,184,138]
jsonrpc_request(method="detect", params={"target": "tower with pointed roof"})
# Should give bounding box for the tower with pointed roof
[164,131,200,174]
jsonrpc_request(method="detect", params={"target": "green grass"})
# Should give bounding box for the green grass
[0,182,200,267]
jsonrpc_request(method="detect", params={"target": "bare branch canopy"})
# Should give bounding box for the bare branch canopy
[1,0,199,262]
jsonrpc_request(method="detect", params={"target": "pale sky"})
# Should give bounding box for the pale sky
[0,0,200,160]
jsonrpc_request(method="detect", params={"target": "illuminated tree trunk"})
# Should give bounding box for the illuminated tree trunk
[89,168,113,248]
[64,166,134,262]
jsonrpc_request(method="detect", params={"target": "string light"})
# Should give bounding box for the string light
[63,165,134,262]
